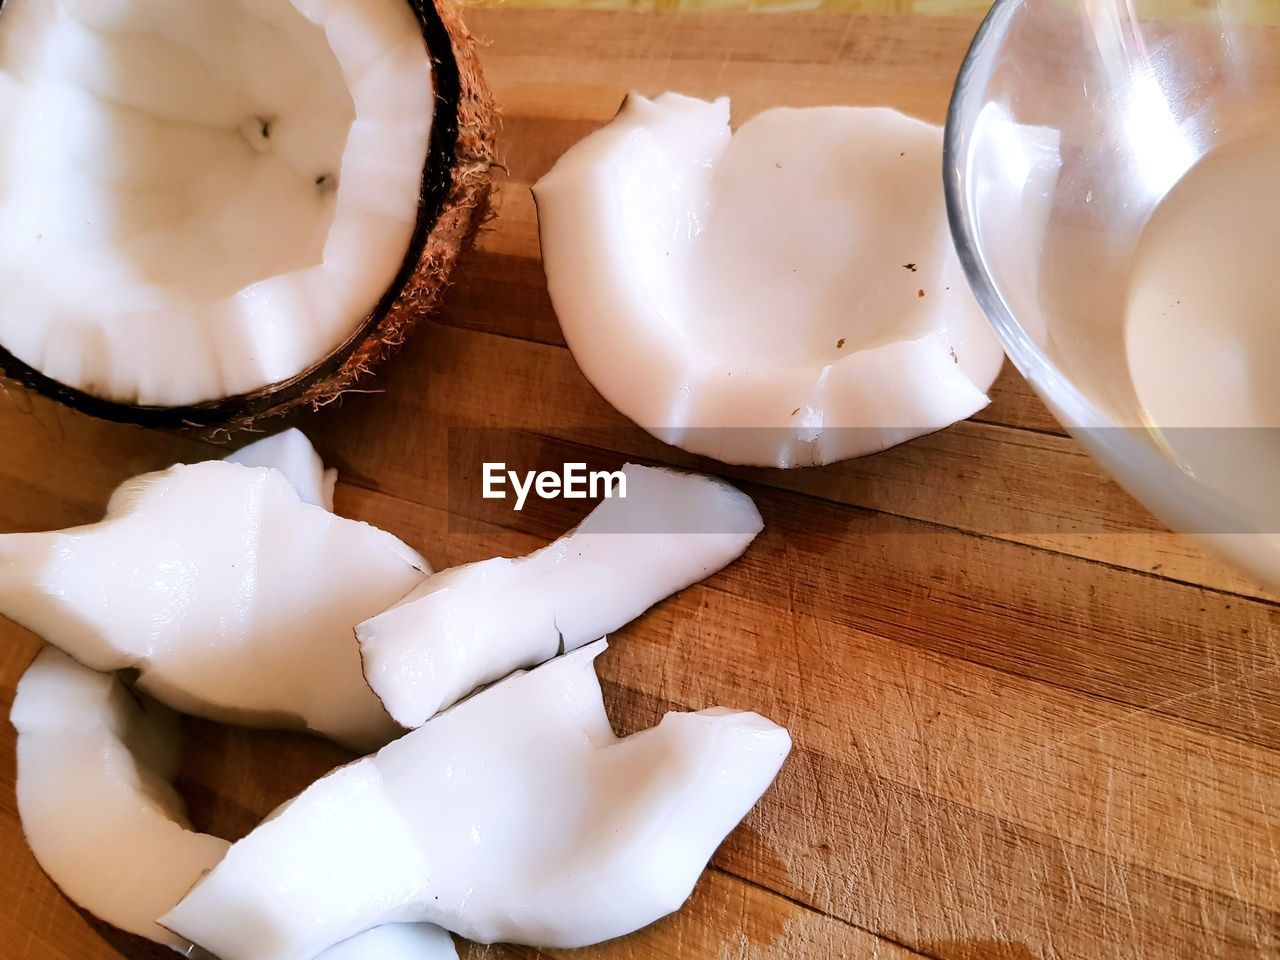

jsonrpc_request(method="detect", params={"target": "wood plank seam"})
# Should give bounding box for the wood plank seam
[966,414,1070,441]
[713,866,945,960]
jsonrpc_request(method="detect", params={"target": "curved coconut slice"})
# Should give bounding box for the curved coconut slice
[0,460,428,750]
[533,93,1005,467]
[12,646,230,952]
[162,641,791,957]
[359,463,762,728]
[0,0,496,429]
[226,428,338,510]
[13,647,460,959]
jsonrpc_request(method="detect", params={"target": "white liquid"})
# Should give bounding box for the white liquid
[1125,132,1280,522]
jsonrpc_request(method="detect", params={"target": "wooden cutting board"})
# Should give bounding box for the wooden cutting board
[1,8,1277,960]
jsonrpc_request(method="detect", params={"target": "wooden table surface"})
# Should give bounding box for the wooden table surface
[1,8,1278,960]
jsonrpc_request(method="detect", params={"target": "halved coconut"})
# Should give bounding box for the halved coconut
[0,0,495,429]
[0,458,428,749]
[12,647,460,958]
[533,94,1005,467]
[358,462,763,728]
[162,641,792,957]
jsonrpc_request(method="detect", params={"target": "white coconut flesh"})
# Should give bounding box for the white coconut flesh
[13,647,460,959]
[162,640,792,958]
[11,646,231,952]
[359,463,763,729]
[534,94,1007,467]
[226,427,337,510]
[320,924,459,960]
[0,0,434,406]
[0,459,428,750]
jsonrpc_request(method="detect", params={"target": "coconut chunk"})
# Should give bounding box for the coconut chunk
[225,428,428,569]
[12,647,460,958]
[226,428,338,510]
[0,459,428,749]
[534,93,1006,467]
[161,641,792,957]
[0,0,497,424]
[358,463,762,728]
[12,647,230,952]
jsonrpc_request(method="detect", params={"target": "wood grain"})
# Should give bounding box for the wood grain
[0,9,1277,960]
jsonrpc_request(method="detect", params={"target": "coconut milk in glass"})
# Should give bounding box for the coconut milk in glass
[1124,130,1280,523]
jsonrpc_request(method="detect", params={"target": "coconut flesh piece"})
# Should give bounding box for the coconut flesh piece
[0,0,434,408]
[359,463,763,728]
[12,646,229,953]
[533,94,1006,468]
[12,647,460,959]
[226,427,338,510]
[162,640,792,957]
[222,428,422,570]
[321,924,459,960]
[223,428,422,569]
[0,459,428,750]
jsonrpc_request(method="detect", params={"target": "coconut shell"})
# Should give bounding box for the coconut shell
[0,0,498,432]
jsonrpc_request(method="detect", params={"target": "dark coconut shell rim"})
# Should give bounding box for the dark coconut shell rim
[0,0,466,430]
